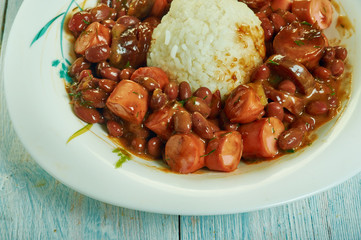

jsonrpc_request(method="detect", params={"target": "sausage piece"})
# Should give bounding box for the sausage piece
[292,0,333,30]
[239,117,285,158]
[205,131,243,172]
[74,22,111,55]
[106,80,148,124]
[164,133,205,174]
[267,55,315,95]
[145,102,183,140]
[273,22,326,70]
[224,85,264,124]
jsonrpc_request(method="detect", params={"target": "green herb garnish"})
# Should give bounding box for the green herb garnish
[294,40,305,46]
[113,148,132,168]
[220,132,232,137]
[286,149,295,153]
[268,59,279,65]
[301,21,312,26]
[201,149,216,157]
[82,19,90,25]
[67,124,93,143]
[124,61,130,68]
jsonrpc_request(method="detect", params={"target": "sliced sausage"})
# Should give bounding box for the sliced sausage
[273,22,326,70]
[205,131,243,172]
[271,0,291,11]
[131,67,169,90]
[267,55,316,95]
[74,22,111,55]
[224,85,264,124]
[292,0,333,30]
[106,80,148,124]
[164,133,205,174]
[239,117,285,158]
[145,102,183,140]
[128,0,156,19]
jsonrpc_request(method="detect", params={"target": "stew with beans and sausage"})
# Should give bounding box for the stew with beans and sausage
[66,0,350,173]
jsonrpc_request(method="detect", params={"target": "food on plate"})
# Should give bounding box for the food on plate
[66,0,350,174]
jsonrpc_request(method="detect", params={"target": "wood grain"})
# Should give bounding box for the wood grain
[1,0,361,239]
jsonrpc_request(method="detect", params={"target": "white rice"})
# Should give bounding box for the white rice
[147,0,266,97]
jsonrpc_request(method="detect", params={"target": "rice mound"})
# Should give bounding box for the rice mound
[147,0,266,97]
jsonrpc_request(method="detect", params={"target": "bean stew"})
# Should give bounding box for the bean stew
[66,0,351,174]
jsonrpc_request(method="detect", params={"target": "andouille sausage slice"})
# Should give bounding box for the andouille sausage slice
[267,55,315,95]
[224,85,264,124]
[273,22,326,70]
[164,133,205,174]
[271,0,291,11]
[205,131,243,172]
[239,117,285,158]
[145,102,183,140]
[74,22,111,55]
[106,80,148,124]
[292,0,333,30]
[131,67,169,90]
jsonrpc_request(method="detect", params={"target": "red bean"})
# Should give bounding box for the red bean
[150,89,168,110]
[68,12,92,35]
[278,128,304,150]
[251,64,271,82]
[270,13,286,32]
[102,19,116,29]
[68,57,91,77]
[193,87,212,105]
[132,76,160,92]
[73,101,103,123]
[84,44,111,63]
[291,116,315,132]
[192,112,215,139]
[335,46,347,61]
[322,47,335,65]
[116,15,141,28]
[120,68,135,80]
[283,11,298,24]
[90,4,117,22]
[100,67,121,81]
[147,137,163,158]
[81,88,108,108]
[209,90,221,118]
[179,81,192,100]
[266,102,284,121]
[76,75,98,91]
[330,59,345,77]
[313,66,332,81]
[76,69,93,82]
[99,79,117,93]
[125,122,150,139]
[184,97,211,118]
[164,81,179,100]
[107,120,124,137]
[95,61,110,77]
[283,112,296,123]
[278,80,296,94]
[174,111,192,134]
[131,137,146,153]
[260,17,274,42]
[306,101,328,115]
[103,107,120,121]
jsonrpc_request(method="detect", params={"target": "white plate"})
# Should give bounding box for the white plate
[4,0,361,215]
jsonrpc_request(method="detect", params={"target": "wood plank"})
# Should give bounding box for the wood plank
[180,175,361,240]
[0,0,179,238]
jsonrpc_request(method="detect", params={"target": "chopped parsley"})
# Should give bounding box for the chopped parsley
[113,148,132,168]
[294,40,305,46]
[301,21,312,26]
[220,132,232,137]
[82,19,90,25]
[285,149,295,153]
[201,149,216,157]
[268,59,279,65]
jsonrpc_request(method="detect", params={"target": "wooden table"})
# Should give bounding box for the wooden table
[1,0,360,239]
